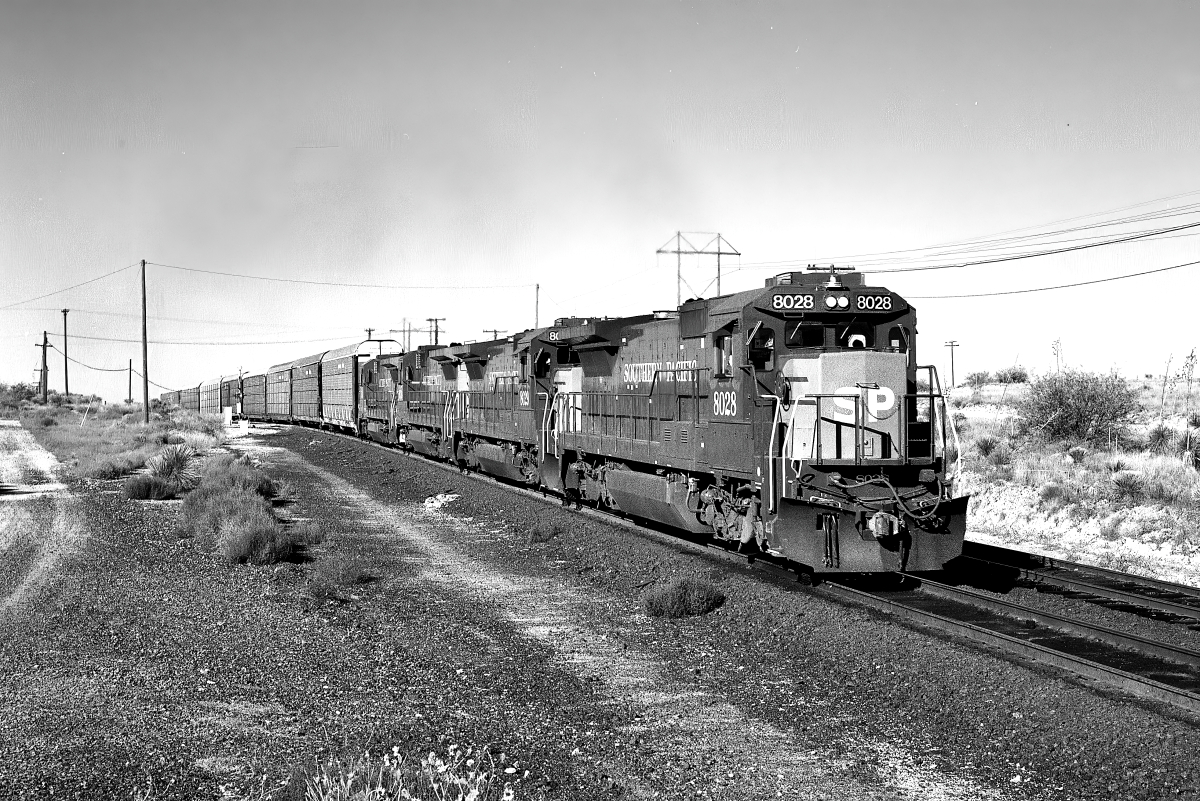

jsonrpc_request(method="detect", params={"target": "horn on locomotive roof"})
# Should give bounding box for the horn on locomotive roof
[805,263,857,289]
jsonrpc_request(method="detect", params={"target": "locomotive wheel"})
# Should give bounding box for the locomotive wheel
[796,570,816,586]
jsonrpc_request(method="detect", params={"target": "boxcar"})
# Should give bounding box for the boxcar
[289,352,325,424]
[199,377,222,414]
[159,390,181,407]
[321,340,402,433]
[242,373,267,419]
[220,375,241,414]
[266,362,292,421]
[180,384,200,412]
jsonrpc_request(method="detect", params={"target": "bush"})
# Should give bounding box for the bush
[200,453,278,498]
[308,554,372,600]
[1067,446,1088,464]
[124,474,177,500]
[994,366,1029,384]
[86,451,150,479]
[216,503,294,564]
[1018,370,1140,444]
[527,520,563,545]
[643,576,725,618]
[965,371,991,388]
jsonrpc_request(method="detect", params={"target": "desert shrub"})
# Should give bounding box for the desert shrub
[39,416,58,427]
[216,504,294,564]
[200,453,279,498]
[643,576,725,618]
[1018,370,1140,444]
[1106,458,1128,473]
[145,443,199,490]
[527,520,563,545]
[1146,423,1177,455]
[85,451,149,479]
[178,455,309,565]
[1110,471,1143,502]
[1189,413,1200,429]
[965,371,991,388]
[1067,446,1088,464]
[974,435,1000,457]
[987,446,1012,466]
[123,474,177,501]
[994,366,1029,384]
[1039,482,1064,502]
[308,554,373,600]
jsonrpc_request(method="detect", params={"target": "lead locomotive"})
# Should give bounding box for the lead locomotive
[170,267,968,577]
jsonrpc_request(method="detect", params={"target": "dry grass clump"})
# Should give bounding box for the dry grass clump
[527,520,563,545]
[178,453,316,565]
[123,474,178,501]
[643,576,725,618]
[285,744,515,801]
[308,553,375,600]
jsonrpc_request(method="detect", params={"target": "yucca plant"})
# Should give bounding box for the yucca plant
[1110,471,1143,501]
[974,435,999,458]
[1146,423,1177,455]
[145,443,199,491]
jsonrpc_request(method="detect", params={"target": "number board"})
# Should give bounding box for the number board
[770,293,814,311]
[854,294,893,311]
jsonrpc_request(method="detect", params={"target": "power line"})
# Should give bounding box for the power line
[0,263,138,310]
[147,261,533,290]
[47,342,127,372]
[725,190,1200,273]
[909,258,1200,299]
[47,332,369,346]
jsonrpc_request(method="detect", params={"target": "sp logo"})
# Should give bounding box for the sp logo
[833,386,898,421]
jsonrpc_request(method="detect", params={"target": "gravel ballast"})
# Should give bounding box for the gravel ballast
[0,422,1196,799]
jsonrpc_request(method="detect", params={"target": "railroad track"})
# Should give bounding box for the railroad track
[255,423,1200,719]
[958,540,1200,624]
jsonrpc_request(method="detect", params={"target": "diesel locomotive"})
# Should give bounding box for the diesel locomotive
[164,267,968,576]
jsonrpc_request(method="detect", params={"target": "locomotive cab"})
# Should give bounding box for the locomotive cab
[749,268,967,573]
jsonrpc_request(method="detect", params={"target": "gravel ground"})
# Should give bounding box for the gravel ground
[0,421,1197,800]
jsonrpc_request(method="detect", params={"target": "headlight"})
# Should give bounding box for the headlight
[824,296,837,309]
[837,295,850,309]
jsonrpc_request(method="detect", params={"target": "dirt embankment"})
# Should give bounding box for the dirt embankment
[0,423,1197,799]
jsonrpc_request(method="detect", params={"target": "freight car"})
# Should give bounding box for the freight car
[185,267,967,576]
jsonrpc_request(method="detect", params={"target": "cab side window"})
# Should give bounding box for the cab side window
[713,334,733,377]
[748,326,775,371]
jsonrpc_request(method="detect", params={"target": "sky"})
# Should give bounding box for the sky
[2,0,1199,400]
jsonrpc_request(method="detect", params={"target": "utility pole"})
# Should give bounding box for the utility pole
[61,309,69,398]
[484,329,507,340]
[141,260,149,424]
[426,317,445,346]
[39,332,48,403]
[656,232,741,307]
[128,359,132,403]
[365,327,374,340]
[945,341,959,387]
